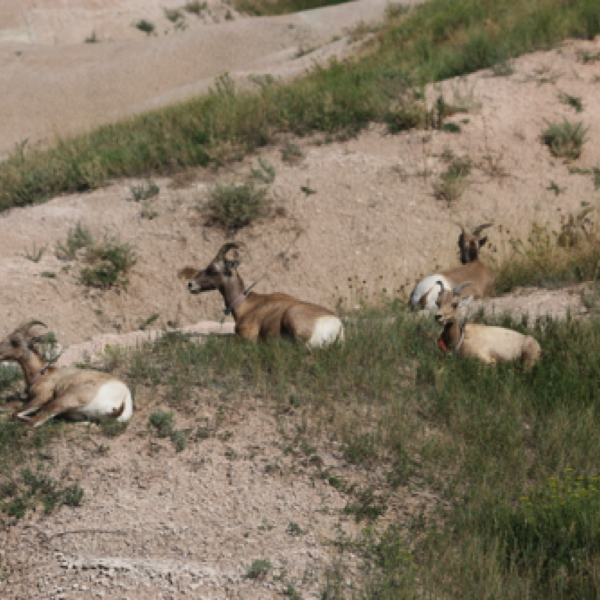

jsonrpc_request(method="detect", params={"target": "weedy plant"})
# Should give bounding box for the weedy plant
[433,154,472,205]
[558,91,584,113]
[80,237,137,288]
[184,1,207,16]
[55,223,136,287]
[281,142,304,164]
[494,222,600,293]
[0,418,70,518]
[542,120,589,160]
[135,20,155,35]
[148,411,187,452]
[55,221,94,260]
[492,57,516,76]
[129,180,159,202]
[24,243,46,263]
[246,559,272,580]
[202,178,271,231]
[0,466,84,519]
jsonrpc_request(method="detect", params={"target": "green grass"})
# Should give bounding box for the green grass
[1,0,599,211]
[55,224,137,288]
[116,301,600,597]
[0,416,72,518]
[494,223,600,293]
[232,0,353,17]
[542,120,589,160]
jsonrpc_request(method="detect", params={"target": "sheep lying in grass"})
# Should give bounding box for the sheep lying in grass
[435,282,541,370]
[180,242,344,348]
[410,222,495,310]
[0,319,133,427]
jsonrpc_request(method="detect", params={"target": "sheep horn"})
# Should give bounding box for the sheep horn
[576,206,594,221]
[450,221,466,234]
[453,281,474,295]
[16,319,47,335]
[472,223,493,236]
[215,242,245,262]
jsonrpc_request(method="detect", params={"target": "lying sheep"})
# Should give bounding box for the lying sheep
[435,282,541,370]
[410,222,495,310]
[0,319,133,427]
[180,243,344,348]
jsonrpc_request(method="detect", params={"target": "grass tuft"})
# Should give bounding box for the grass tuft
[542,120,589,160]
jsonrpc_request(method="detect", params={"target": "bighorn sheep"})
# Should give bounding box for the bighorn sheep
[435,282,541,369]
[558,206,595,247]
[0,320,133,427]
[410,222,495,310]
[180,243,344,348]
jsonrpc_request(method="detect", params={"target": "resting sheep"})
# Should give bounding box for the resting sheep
[180,243,344,348]
[0,319,133,427]
[435,282,541,370]
[410,222,495,310]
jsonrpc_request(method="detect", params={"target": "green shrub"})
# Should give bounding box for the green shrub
[246,558,272,579]
[129,180,159,202]
[0,466,84,518]
[542,120,589,160]
[184,2,207,16]
[433,154,472,204]
[55,222,94,260]
[135,20,155,35]
[80,238,137,288]
[202,182,270,231]
[148,411,187,452]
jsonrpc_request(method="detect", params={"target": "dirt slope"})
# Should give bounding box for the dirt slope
[1,2,600,598]
[0,0,394,158]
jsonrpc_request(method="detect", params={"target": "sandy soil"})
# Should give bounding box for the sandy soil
[0,0,396,158]
[1,1,600,597]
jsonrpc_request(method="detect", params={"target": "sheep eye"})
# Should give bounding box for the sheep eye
[10,338,19,348]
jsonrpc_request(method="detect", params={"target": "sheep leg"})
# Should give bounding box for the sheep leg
[19,393,85,428]
[12,391,55,422]
[522,336,542,370]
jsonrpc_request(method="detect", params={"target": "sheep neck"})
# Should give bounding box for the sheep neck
[17,350,47,387]
[440,319,464,353]
[220,273,249,318]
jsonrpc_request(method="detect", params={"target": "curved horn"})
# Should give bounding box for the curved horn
[215,242,245,262]
[576,206,595,221]
[16,319,47,335]
[472,223,493,236]
[453,281,474,295]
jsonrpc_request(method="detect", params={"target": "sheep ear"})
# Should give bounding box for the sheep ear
[458,295,473,308]
[178,267,198,280]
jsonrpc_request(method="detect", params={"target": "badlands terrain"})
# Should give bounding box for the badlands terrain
[0,0,599,598]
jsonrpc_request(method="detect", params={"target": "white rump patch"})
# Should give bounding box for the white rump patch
[409,275,451,310]
[308,316,344,348]
[77,381,133,422]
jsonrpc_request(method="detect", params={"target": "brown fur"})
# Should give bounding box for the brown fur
[182,243,344,347]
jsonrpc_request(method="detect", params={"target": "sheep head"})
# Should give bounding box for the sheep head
[181,242,245,294]
[455,222,493,264]
[0,319,47,362]
[434,282,474,325]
